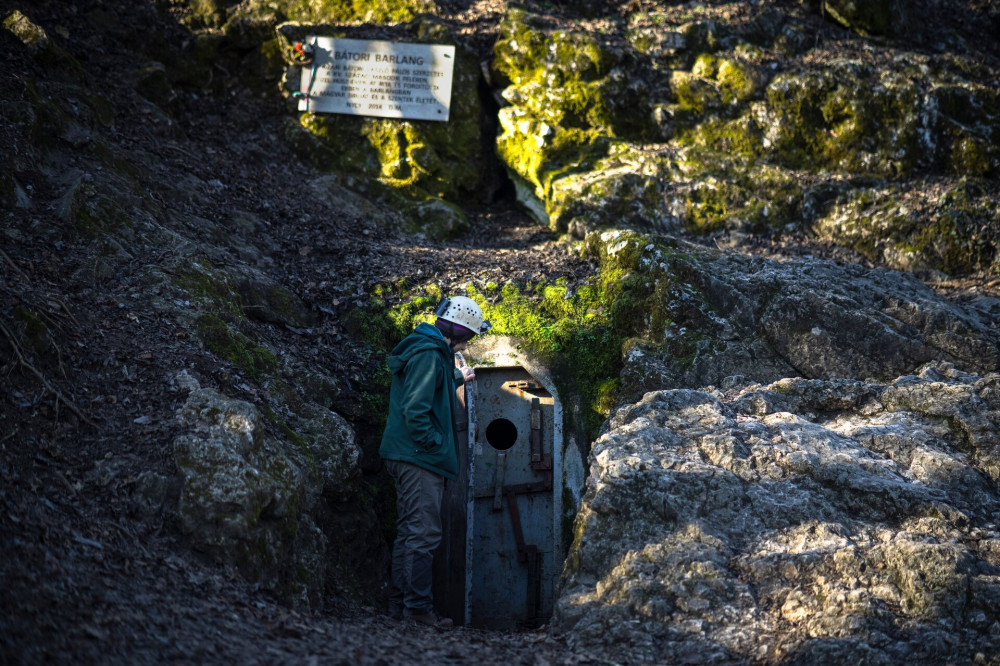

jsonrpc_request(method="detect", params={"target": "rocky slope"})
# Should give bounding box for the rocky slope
[2,0,999,664]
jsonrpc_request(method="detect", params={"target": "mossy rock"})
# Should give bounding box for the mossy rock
[670,162,805,236]
[757,64,1000,178]
[236,277,314,327]
[24,80,115,149]
[187,0,226,29]
[271,0,437,24]
[492,10,617,91]
[172,387,332,607]
[495,105,610,218]
[196,313,280,381]
[491,3,999,278]
[4,9,48,50]
[174,259,245,321]
[547,144,675,236]
[492,9,671,227]
[812,180,1000,276]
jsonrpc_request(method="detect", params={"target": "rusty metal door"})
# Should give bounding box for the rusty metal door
[468,366,556,629]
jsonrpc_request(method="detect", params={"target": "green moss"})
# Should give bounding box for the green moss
[672,70,720,117]
[764,72,838,169]
[949,136,993,178]
[684,179,735,233]
[910,185,999,274]
[546,152,667,234]
[492,9,556,87]
[222,0,437,28]
[683,162,805,232]
[283,0,437,23]
[257,38,288,80]
[353,259,629,440]
[296,114,380,173]
[496,109,611,211]
[755,64,1000,179]
[350,233,708,442]
[716,58,758,106]
[174,261,245,322]
[4,10,47,47]
[683,21,723,56]
[469,281,624,437]
[196,313,279,381]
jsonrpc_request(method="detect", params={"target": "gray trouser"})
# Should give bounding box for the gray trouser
[385,459,444,614]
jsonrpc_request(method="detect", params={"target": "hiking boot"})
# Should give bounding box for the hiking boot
[388,603,403,621]
[405,611,454,628]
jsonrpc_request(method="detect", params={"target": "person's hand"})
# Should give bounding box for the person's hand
[461,366,476,383]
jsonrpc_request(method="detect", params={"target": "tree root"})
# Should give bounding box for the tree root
[0,320,98,429]
[0,248,28,280]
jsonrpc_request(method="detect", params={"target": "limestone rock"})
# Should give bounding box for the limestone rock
[171,384,361,607]
[4,9,49,52]
[556,365,1000,664]
[492,9,669,235]
[581,230,1000,402]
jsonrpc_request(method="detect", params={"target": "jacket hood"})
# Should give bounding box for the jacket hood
[387,322,452,374]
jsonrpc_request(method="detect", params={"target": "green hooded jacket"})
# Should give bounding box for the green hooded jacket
[378,322,465,479]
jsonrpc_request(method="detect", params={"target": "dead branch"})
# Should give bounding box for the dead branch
[0,320,98,429]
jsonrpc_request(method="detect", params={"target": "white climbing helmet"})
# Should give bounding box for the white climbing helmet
[435,296,491,337]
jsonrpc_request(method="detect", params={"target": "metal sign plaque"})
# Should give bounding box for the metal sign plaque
[298,37,456,122]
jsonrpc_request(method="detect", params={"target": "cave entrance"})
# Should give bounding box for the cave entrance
[434,340,574,629]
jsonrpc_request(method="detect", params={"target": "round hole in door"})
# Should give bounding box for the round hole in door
[485,418,518,450]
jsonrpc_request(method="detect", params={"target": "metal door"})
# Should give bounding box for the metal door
[468,366,556,629]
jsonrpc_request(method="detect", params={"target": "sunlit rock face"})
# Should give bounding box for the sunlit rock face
[555,363,1000,664]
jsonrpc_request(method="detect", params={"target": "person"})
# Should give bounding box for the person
[379,296,491,628]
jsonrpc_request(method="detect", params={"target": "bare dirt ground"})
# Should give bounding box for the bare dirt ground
[2,0,998,664]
